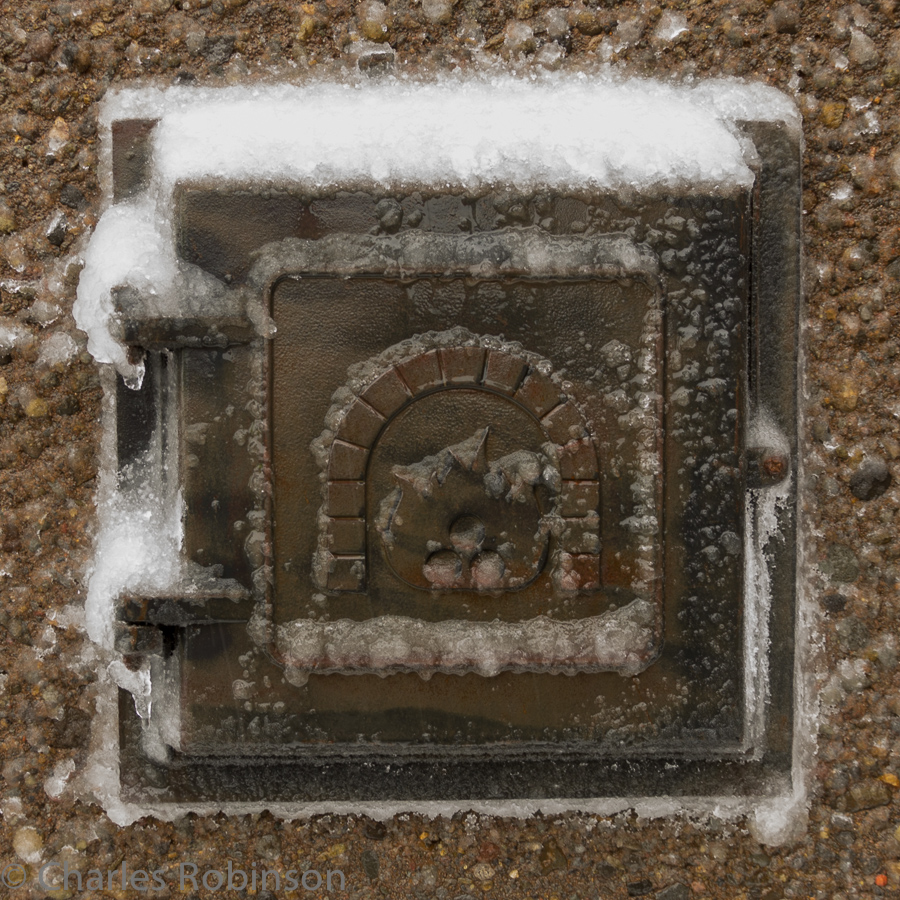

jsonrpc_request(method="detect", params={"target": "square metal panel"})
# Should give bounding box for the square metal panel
[111,122,800,804]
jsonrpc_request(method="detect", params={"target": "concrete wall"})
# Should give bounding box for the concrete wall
[0,1,899,898]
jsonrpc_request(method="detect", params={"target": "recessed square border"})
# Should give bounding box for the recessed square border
[261,234,666,683]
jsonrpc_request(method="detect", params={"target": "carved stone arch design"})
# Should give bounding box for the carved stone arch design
[314,338,601,595]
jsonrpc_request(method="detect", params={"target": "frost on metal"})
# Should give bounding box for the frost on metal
[73,73,803,835]
[278,603,657,680]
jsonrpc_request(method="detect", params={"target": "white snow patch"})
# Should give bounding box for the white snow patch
[84,462,183,649]
[149,79,761,192]
[76,74,798,380]
[74,198,176,384]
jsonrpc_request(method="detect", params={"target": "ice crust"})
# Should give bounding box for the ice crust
[743,414,792,747]
[83,463,183,648]
[0,317,35,352]
[36,331,79,367]
[278,600,656,678]
[742,414,810,845]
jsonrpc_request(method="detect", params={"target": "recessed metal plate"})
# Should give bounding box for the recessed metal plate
[113,120,800,804]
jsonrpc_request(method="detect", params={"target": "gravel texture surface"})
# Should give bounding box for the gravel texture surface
[1,0,900,898]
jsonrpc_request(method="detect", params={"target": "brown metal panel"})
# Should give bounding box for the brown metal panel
[180,347,258,587]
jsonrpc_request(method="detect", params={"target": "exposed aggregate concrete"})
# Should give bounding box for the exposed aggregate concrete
[1,0,900,898]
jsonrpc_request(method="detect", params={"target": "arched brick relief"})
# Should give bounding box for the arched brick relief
[314,340,601,595]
